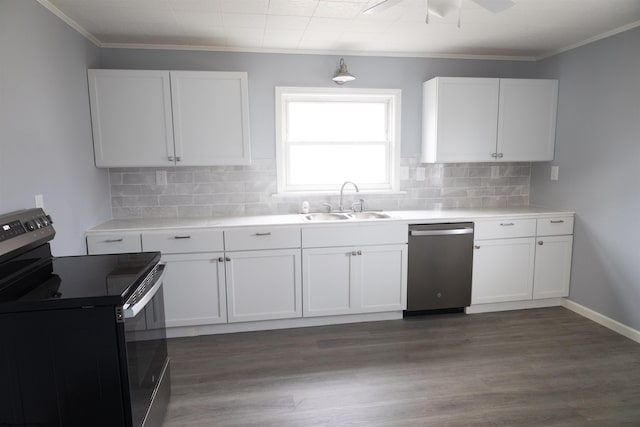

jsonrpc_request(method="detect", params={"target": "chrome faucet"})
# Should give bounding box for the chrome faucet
[339,181,359,211]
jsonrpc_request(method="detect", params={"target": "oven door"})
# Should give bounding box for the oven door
[123,264,170,427]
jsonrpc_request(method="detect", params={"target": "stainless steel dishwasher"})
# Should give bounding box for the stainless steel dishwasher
[405,223,474,314]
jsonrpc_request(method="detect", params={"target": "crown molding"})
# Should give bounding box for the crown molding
[36,0,102,47]
[537,19,640,60]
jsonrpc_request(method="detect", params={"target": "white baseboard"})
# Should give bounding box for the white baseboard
[465,298,562,314]
[166,311,403,338]
[561,299,640,344]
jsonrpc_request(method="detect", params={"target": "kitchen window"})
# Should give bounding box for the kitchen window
[275,87,401,194]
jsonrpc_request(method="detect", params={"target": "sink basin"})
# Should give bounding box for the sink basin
[303,212,351,221]
[349,212,391,220]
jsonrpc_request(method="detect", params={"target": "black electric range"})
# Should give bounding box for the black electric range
[0,208,170,427]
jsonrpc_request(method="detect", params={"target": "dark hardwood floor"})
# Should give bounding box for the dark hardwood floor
[162,307,640,426]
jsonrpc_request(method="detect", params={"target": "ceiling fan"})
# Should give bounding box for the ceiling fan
[363,0,515,26]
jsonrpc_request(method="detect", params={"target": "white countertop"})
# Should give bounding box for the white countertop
[86,206,574,234]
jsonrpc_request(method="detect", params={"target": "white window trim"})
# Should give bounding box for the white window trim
[275,86,402,195]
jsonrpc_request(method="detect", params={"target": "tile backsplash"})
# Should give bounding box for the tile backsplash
[109,158,530,219]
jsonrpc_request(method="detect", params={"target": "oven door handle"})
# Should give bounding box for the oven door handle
[123,263,166,319]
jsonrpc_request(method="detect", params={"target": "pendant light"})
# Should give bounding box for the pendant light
[332,58,356,85]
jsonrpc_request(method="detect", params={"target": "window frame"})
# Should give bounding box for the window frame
[275,86,402,195]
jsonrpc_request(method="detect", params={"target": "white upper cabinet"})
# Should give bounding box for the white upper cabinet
[422,77,499,163]
[421,77,558,163]
[88,70,174,168]
[88,69,251,168]
[170,71,250,166]
[497,79,558,161]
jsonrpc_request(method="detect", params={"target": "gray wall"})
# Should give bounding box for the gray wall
[531,27,640,330]
[100,49,536,158]
[0,0,111,256]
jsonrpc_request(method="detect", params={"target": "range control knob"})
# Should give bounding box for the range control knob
[25,221,35,231]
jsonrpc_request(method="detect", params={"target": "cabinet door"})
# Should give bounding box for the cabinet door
[225,249,301,322]
[88,69,175,167]
[471,238,535,304]
[302,247,356,317]
[497,79,558,161]
[422,77,499,163]
[533,235,573,299]
[162,253,227,327]
[358,244,407,312]
[170,71,251,166]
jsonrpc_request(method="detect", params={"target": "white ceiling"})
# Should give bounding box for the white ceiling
[40,0,640,59]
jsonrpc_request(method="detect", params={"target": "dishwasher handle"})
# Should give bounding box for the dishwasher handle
[410,227,474,237]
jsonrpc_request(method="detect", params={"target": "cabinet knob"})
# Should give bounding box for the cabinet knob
[168,156,175,162]
[474,245,481,249]
[218,257,224,262]
[357,250,362,256]
[491,153,498,158]
[538,241,544,245]
[497,153,504,158]
[225,257,231,262]
[351,251,358,256]
[176,156,181,162]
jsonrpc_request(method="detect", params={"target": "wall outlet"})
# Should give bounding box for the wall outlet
[415,167,426,181]
[35,194,44,209]
[156,170,168,186]
[550,165,559,181]
[400,166,409,180]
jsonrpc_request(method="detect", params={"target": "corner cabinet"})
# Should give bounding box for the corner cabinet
[422,77,558,163]
[88,69,251,168]
[301,224,408,317]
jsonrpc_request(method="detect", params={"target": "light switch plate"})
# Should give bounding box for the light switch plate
[156,170,168,186]
[550,165,559,181]
[415,167,426,181]
[35,194,44,209]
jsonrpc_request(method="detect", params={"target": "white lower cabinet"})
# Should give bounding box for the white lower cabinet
[533,235,573,299]
[471,237,536,304]
[160,253,227,327]
[302,244,407,317]
[302,224,408,317]
[471,216,574,308]
[225,249,301,323]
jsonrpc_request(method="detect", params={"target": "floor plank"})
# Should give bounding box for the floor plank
[162,307,640,426]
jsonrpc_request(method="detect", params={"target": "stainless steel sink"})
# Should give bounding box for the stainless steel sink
[348,211,391,220]
[302,211,391,221]
[303,212,351,221]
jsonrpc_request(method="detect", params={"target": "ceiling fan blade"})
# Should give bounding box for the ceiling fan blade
[363,0,404,15]
[471,0,515,13]
[428,0,460,18]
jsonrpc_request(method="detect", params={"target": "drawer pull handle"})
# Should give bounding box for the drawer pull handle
[538,241,544,245]
[550,220,565,224]
[104,238,124,243]
[500,223,515,226]
[254,232,272,236]
[174,235,191,239]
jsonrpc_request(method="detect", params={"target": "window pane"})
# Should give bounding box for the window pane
[288,102,387,142]
[289,144,388,186]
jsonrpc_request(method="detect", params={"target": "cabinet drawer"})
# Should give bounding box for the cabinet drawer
[87,234,141,254]
[302,223,408,248]
[142,229,223,253]
[537,217,574,236]
[474,219,536,240]
[224,227,301,251]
